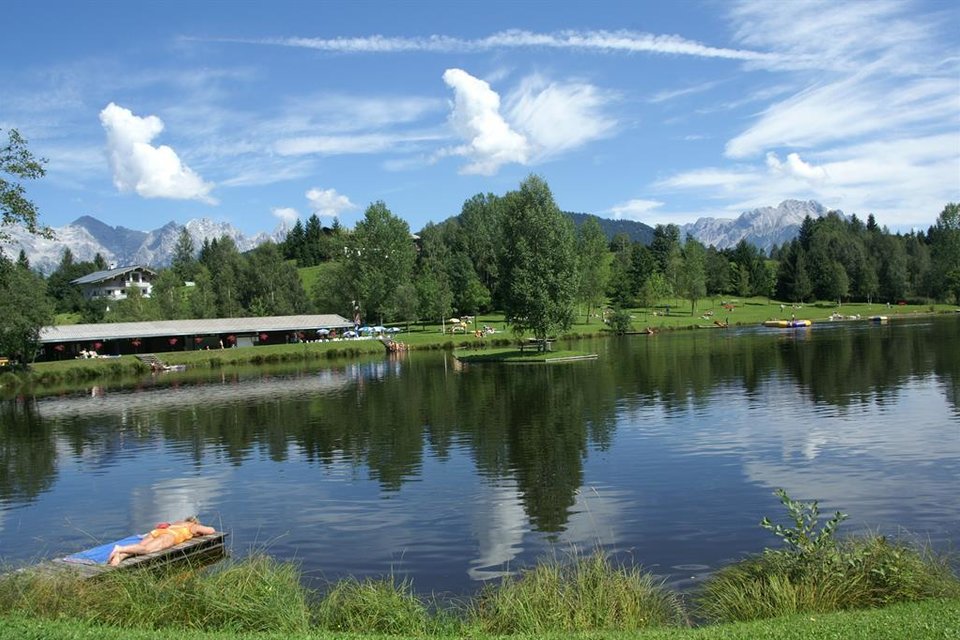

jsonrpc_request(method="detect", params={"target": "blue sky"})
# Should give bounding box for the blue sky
[2,0,958,236]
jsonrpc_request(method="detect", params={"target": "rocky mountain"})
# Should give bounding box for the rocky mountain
[682,200,833,253]
[2,216,282,275]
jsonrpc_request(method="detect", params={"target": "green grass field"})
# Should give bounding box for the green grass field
[0,598,956,640]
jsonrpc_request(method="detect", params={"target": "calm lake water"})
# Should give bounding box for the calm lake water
[2,315,958,595]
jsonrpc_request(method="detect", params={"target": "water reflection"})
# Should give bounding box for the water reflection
[0,315,956,593]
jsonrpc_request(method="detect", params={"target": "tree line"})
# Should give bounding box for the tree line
[2,125,959,362]
[9,183,960,345]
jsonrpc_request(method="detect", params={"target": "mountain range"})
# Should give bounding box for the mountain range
[2,216,284,275]
[681,199,832,253]
[3,200,836,275]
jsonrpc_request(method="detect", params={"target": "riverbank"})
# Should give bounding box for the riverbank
[5,299,957,391]
[1,598,957,639]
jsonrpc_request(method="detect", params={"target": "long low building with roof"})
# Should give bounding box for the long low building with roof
[38,314,353,360]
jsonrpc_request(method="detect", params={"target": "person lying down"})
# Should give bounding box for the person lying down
[107,516,216,566]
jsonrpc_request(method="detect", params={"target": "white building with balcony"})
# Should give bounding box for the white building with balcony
[71,265,157,300]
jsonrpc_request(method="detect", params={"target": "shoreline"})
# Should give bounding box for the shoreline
[4,303,956,393]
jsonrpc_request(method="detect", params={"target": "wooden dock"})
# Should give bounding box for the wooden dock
[31,533,228,580]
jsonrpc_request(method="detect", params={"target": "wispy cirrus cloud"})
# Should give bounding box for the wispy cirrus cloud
[648,80,722,104]
[724,73,958,159]
[656,133,957,227]
[609,198,664,221]
[727,0,939,74]
[216,29,778,62]
[722,0,957,160]
[506,73,616,157]
[439,68,616,175]
[652,0,959,229]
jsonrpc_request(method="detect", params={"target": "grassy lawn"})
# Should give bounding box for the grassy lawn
[296,263,327,294]
[614,296,955,331]
[0,598,956,639]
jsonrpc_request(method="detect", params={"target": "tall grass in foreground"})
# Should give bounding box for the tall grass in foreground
[697,490,960,623]
[467,552,684,634]
[0,510,955,634]
[0,554,311,633]
[313,576,431,635]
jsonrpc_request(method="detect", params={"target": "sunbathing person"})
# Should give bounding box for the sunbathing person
[107,516,216,566]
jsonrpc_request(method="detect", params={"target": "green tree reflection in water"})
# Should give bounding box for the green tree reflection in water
[0,399,57,502]
[1,316,957,532]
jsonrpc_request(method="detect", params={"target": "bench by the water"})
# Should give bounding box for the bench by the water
[31,532,228,580]
[520,338,554,352]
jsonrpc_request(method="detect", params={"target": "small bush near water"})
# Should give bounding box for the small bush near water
[467,552,684,634]
[313,575,430,635]
[697,489,960,623]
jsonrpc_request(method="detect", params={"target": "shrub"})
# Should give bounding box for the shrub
[697,489,960,623]
[194,555,311,632]
[467,551,684,634]
[607,309,633,335]
[314,575,429,635]
[0,371,20,390]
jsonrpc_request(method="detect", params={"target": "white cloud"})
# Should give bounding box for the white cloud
[276,134,397,156]
[219,157,316,187]
[648,80,721,104]
[439,69,615,174]
[727,0,936,74]
[275,132,444,157]
[441,68,530,175]
[235,29,775,62]
[306,187,357,218]
[724,75,958,159]
[99,102,216,203]
[765,152,827,183]
[272,207,299,226]
[647,0,959,231]
[609,198,664,220]
[506,74,616,158]
[657,133,958,228]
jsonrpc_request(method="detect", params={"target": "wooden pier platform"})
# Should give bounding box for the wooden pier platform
[31,533,228,580]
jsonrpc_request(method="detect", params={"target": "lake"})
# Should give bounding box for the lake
[1,315,958,596]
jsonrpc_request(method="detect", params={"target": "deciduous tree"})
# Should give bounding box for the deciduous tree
[0,257,53,364]
[499,176,578,349]
[575,216,609,322]
[347,201,416,323]
[1,129,51,245]
[681,237,707,314]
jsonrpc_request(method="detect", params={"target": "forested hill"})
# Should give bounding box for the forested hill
[566,212,655,245]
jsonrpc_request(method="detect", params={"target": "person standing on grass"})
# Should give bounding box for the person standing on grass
[107,516,216,566]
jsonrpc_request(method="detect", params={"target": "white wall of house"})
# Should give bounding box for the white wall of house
[79,269,154,300]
